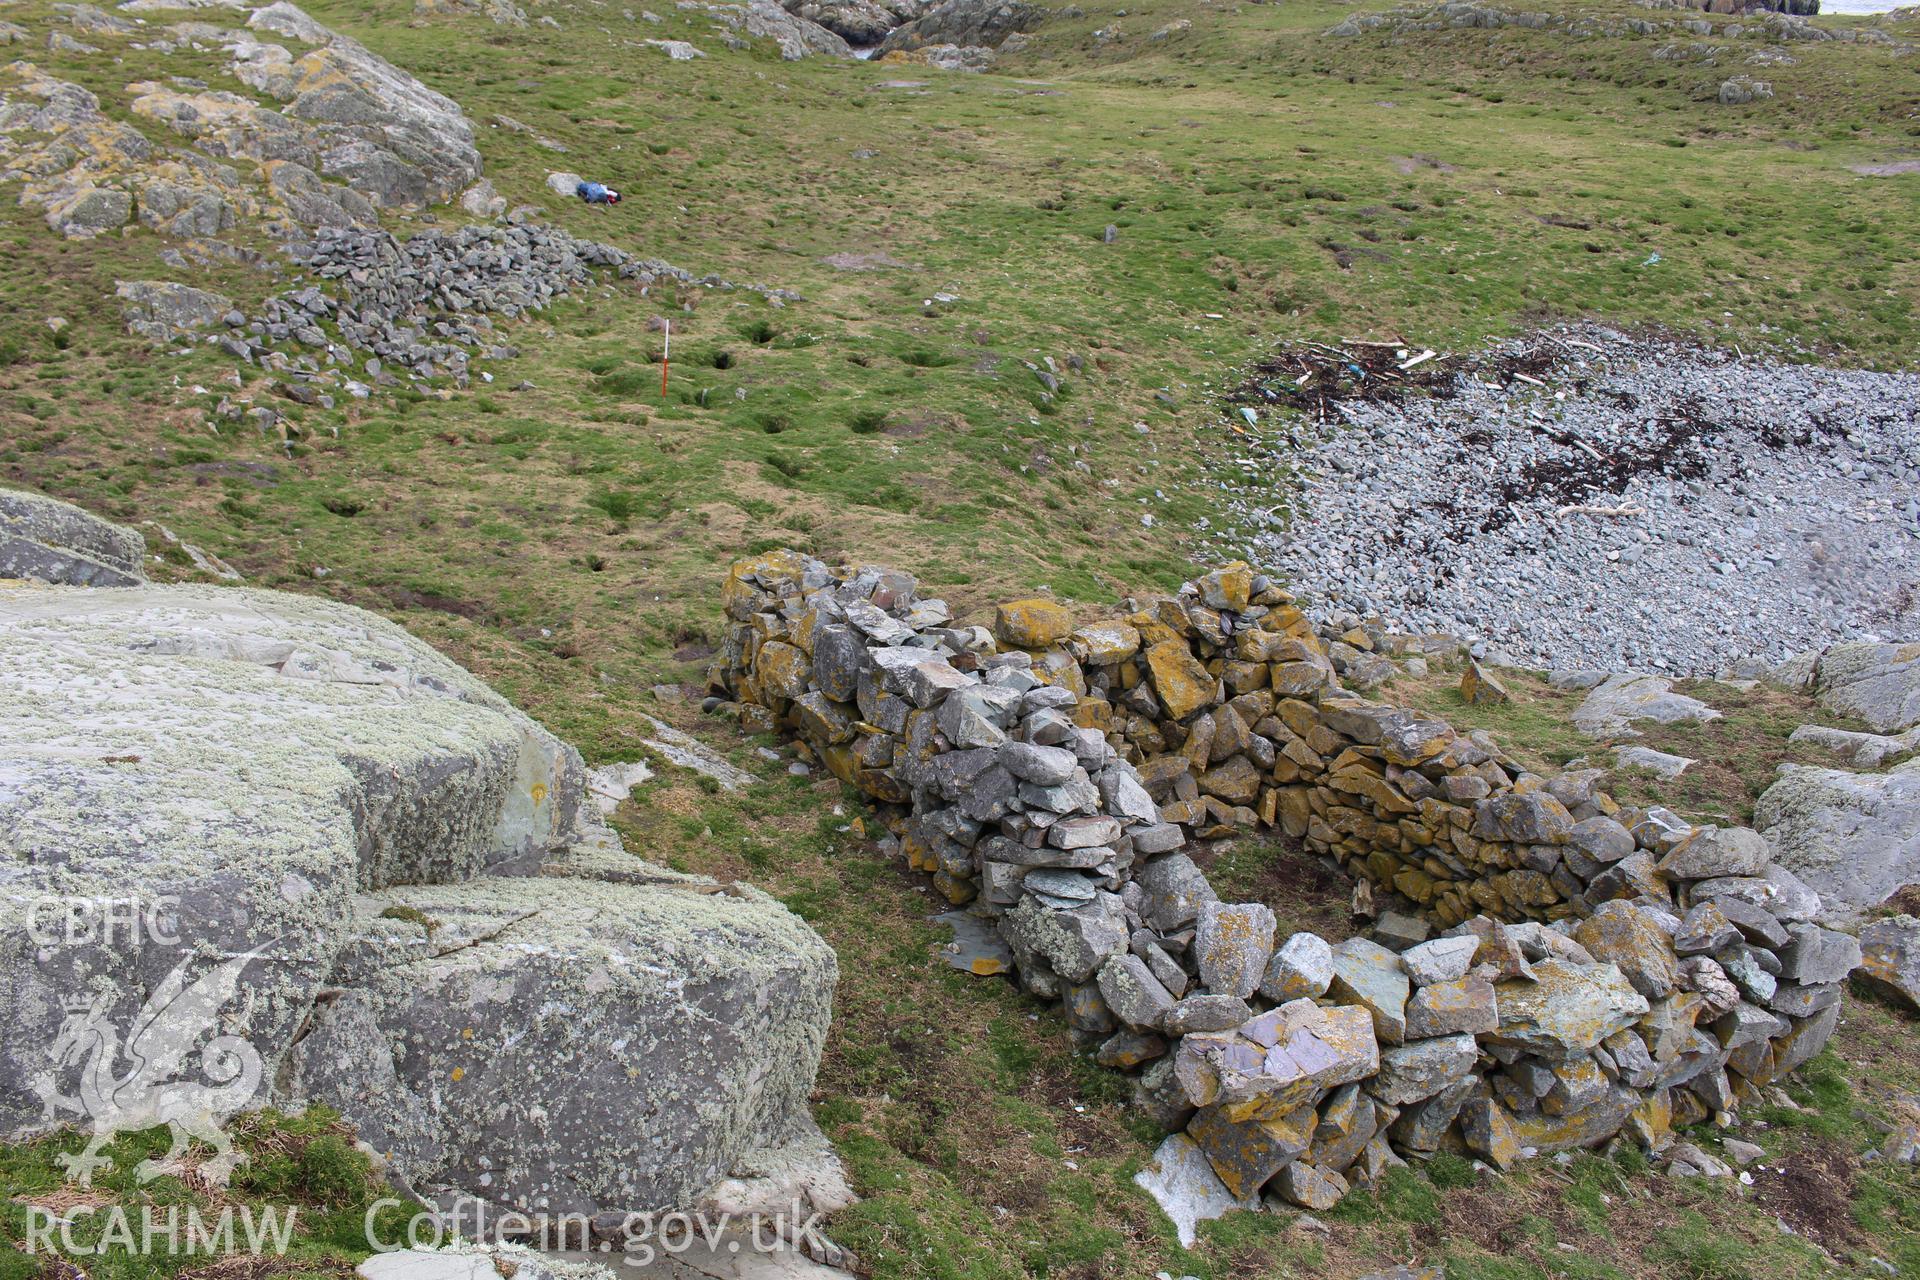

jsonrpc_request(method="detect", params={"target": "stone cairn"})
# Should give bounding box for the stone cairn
[705,550,1862,1209]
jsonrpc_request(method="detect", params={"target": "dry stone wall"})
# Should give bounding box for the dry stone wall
[707,550,1863,1211]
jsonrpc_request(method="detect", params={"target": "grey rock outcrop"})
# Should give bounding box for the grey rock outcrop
[412,0,528,24]
[1672,0,1816,13]
[1789,642,1920,735]
[234,2,483,207]
[117,279,236,342]
[876,0,1041,52]
[690,0,853,57]
[0,582,835,1217]
[1787,722,1920,769]
[1717,75,1773,104]
[781,0,900,43]
[1754,759,1920,924]
[3,0,482,241]
[1331,0,1825,40]
[44,184,133,236]
[1573,672,1720,739]
[0,489,146,587]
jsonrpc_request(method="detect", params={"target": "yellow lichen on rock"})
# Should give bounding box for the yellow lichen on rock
[1072,621,1143,665]
[996,597,1075,648]
[1460,660,1511,706]
[754,640,811,701]
[1146,639,1216,720]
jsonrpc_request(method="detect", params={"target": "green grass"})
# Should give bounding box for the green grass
[0,1109,400,1278]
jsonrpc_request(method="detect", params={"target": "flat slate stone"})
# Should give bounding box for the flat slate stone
[933,909,1016,977]
[1573,672,1721,739]
[1370,1033,1480,1106]
[1261,931,1335,1002]
[1328,937,1410,1045]
[1861,914,1920,1011]
[1132,1132,1260,1249]
[1196,901,1276,1000]
[1487,959,1649,1060]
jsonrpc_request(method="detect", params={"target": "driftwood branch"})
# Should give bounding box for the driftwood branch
[1555,502,1645,519]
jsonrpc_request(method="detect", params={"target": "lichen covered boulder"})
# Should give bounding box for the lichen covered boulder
[0,488,145,587]
[0,582,835,1217]
[1754,759,1920,925]
[875,0,1041,51]
[1801,642,1920,734]
[288,849,835,1214]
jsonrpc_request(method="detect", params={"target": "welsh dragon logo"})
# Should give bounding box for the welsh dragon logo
[33,945,273,1188]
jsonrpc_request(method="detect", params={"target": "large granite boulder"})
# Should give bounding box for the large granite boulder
[1754,759,1920,925]
[287,843,835,1214]
[0,489,146,587]
[0,582,835,1216]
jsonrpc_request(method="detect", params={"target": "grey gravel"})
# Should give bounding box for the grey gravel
[1216,326,1920,673]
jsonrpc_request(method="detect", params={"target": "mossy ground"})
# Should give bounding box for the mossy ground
[4,0,1920,1274]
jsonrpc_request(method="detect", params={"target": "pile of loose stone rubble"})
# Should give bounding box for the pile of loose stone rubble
[8,0,802,395]
[706,551,1863,1214]
[209,221,797,387]
[1219,327,1920,674]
